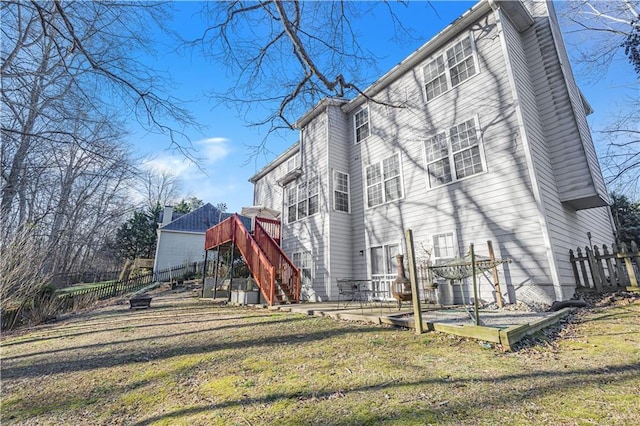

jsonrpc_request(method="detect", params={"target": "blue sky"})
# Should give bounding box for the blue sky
[132,1,636,213]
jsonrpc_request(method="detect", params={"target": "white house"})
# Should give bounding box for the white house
[153,203,233,273]
[249,0,616,305]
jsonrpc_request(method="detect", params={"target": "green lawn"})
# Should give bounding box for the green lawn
[1,291,639,425]
[56,280,116,295]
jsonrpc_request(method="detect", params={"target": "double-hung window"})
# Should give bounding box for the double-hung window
[333,170,350,213]
[424,117,485,188]
[432,232,456,262]
[354,107,370,143]
[423,35,477,101]
[365,153,403,207]
[287,177,319,223]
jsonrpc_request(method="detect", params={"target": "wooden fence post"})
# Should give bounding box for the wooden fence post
[620,242,639,288]
[585,246,603,291]
[612,243,630,287]
[593,245,607,289]
[569,249,581,287]
[602,245,616,287]
[577,247,591,289]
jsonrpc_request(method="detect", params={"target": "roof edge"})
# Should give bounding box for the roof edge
[249,141,300,183]
[294,97,349,129]
[343,0,491,113]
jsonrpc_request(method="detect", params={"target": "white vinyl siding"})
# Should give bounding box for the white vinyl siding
[423,35,478,101]
[333,170,350,213]
[424,116,485,188]
[286,177,319,223]
[366,153,403,207]
[354,107,370,143]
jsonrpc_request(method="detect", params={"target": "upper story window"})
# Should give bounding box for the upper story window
[286,154,300,172]
[286,176,318,223]
[365,153,403,208]
[424,116,485,188]
[333,170,350,213]
[354,107,370,143]
[423,35,477,102]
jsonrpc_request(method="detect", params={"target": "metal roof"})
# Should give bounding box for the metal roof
[161,203,251,233]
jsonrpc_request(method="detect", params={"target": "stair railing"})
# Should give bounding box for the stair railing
[205,214,276,304]
[254,220,300,303]
[255,216,281,244]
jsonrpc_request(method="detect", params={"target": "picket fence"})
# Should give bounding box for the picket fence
[569,241,639,292]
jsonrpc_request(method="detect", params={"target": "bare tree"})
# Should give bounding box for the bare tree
[1,1,196,225]
[559,0,639,78]
[558,1,640,198]
[0,224,53,328]
[195,1,419,144]
[138,169,181,211]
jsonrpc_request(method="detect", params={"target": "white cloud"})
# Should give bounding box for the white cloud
[142,155,192,176]
[138,136,252,210]
[141,136,231,178]
[197,137,230,164]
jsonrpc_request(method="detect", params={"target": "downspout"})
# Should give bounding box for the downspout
[326,106,332,301]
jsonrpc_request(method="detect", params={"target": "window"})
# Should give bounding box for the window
[424,117,485,188]
[354,107,370,143]
[333,170,350,213]
[424,56,448,101]
[366,153,403,207]
[423,35,477,101]
[286,177,319,223]
[447,37,476,86]
[286,154,300,172]
[370,243,401,275]
[432,232,456,263]
[292,251,312,289]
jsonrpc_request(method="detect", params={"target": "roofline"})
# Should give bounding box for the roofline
[293,97,349,129]
[158,229,206,236]
[249,141,300,183]
[249,0,536,182]
[343,0,492,113]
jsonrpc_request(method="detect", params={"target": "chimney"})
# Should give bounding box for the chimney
[162,205,173,226]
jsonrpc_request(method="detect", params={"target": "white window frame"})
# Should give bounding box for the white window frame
[286,177,319,223]
[423,115,486,189]
[369,242,402,276]
[354,106,370,144]
[292,251,312,288]
[333,170,350,213]
[432,231,457,264]
[286,153,300,173]
[365,153,404,208]
[422,34,478,102]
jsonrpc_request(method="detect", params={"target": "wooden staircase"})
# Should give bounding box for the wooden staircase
[204,214,300,305]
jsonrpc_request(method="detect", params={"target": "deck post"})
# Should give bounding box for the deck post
[471,243,480,326]
[202,250,209,298]
[487,240,504,308]
[405,229,423,335]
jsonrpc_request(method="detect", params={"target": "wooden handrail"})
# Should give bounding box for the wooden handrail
[254,220,300,303]
[255,216,281,244]
[205,214,299,305]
